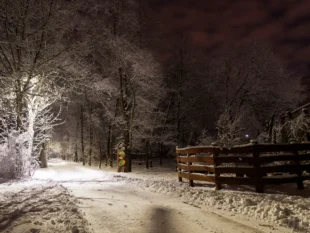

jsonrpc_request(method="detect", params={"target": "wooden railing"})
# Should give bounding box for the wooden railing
[176,140,310,193]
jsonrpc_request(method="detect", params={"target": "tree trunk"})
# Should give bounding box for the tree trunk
[80,105,85,166]
[74,142,78,162]
[74,117,79,162]
[98,132,103,169]
[106,124,111,167]
[268,115,275,143]
[106,123,115,168]
[92,124,103,169]
[176,35,184,147]
[119,68,133,172]
[159,142,163,166]
[106,98,120,167]
[88,103,93,166]
[176,100,182,147]
[16,92,23,130]
[158,93,174,166]
[109,131,113,167]
[124,127,131,172]
[145,141,149,169]
[39,142,48,168]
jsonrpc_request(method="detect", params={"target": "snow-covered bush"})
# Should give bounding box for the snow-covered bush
[269,111,310,144]
[216,110,245,147]
[196,129,214,146]
[289,112,310,142]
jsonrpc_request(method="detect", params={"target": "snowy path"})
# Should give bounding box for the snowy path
[65,180,266,233]
[32,160,292,233]
[1,160,309,233]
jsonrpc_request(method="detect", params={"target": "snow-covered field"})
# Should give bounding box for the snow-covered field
[0,158,310,233]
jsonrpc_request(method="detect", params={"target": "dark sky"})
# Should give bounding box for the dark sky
[151,0,310,74]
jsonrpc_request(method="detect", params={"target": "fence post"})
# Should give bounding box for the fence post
[251,140,263,193]
[290,140,304,189]
[176,147,182,182]
[212,142,221,190]
[187,153,194,187]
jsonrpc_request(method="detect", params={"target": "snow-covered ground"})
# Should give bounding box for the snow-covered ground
[107,165,310,232]
[0,180,91,233]
[1,158,310,233]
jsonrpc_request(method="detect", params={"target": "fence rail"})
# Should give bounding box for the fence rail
[176,141,310,193]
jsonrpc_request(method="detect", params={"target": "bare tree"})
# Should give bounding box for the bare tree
[211,40,301,142]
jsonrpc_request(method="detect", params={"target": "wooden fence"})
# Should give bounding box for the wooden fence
[176,140,310,193]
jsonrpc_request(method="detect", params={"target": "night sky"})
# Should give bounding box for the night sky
[151,0,310,74]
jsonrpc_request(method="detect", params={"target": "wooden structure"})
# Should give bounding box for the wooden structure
[176,141,310,193]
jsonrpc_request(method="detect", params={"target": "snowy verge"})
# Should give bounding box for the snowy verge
[106,172,310,233]
[0,180,93,233]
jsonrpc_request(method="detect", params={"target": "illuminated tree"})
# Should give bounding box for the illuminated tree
[0,0,72,177]
[65,0,165,172]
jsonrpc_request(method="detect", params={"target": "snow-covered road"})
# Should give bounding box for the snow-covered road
[65,180,267,233]
[30,160,293,233]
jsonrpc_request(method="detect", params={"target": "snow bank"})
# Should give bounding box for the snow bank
[108,172,310,233]
[0,180,92,233]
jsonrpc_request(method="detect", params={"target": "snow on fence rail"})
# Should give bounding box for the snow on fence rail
[176,140,310,193]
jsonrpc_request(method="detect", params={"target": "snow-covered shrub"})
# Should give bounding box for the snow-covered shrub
[216,110,245,148]
[270,111,310,144]
[269,119,284,143]
[257,131,269,143]
[289,112,310,142]
[196,129,214,146]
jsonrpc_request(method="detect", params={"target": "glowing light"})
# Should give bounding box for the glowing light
[33,159,106,181]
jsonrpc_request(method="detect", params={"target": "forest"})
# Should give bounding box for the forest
[0,0,306,176]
